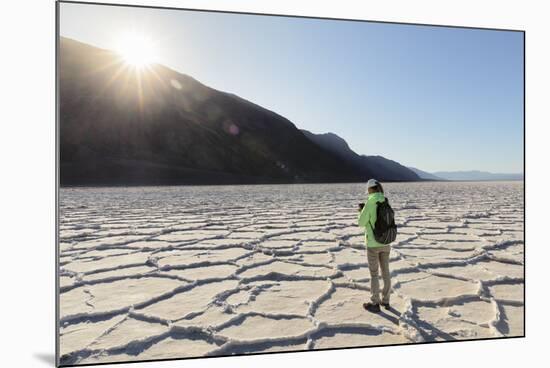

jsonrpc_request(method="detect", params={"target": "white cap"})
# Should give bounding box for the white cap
[366,179,379,189]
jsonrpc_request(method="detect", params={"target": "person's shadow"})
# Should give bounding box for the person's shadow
[379,305,401,325]
[33,353,55,366]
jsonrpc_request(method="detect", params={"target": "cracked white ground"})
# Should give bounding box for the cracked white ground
[58,181,524,364]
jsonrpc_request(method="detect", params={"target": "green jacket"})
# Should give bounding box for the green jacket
[358,191,386,248]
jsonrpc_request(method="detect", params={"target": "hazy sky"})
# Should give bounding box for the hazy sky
[59,2,524,173]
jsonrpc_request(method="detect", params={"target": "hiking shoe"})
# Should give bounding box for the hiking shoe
[363,302,381,313]
[381,302,391,310]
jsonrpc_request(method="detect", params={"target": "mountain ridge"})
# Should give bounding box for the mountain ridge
[301,130,420,182]
[432,170,523,181]
[59,36,423,186]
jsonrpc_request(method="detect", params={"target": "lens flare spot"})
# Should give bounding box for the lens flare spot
[223,120,240,136]
[229,124,240,135]
[170,79,182,90]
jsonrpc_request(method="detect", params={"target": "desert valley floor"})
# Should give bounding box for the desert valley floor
[58,182,524,365]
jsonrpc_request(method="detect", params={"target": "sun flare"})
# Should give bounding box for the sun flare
[115,31,157,68]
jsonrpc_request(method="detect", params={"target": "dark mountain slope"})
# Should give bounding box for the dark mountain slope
[59,37,422,185]
[59,37,363,185]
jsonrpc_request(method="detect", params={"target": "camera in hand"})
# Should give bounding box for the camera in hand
[358,202,365,211]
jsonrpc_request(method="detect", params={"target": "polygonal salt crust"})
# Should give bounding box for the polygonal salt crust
[274,231,337,241]
[392,271,432,287]
[388,256,417,270]
[77,248,135,258]
[222,341,308,354]
[89,317,168,350]
[235,252,274,267]
[481,261,523,279]
[227,231,263,239]
[417,228,456,235]
[418,299,495,324]
[83,277,183,314]
[60,242,74,251]
[60,287,95,318]
[137,334,220,359]
[453,228,501,237]
[313,286,406,328]
[396,275,479,301]
[431,261,523,282]
[173,306,237,329]
[331,247,365,265]
[258,239,298,249]
[59,315,126,356]
[94,223,131,229]
[139,280,239,321]
[445,300,496,325]
[133,227,170,235]
[162,264,238,280]
[225,289,251,306]
[399,238,440,246]
[312,330,409,349]
[331,228,364,238]
[296,241,337,252]
[166,222,210,231]
[467,222,505,230]
[404,238,485,252]
[82,265,155,282]
[72,235,147,250]
[60,229,101,239]
[416,301,495,340]
[238,260,334,279]
[406,220,463,229]
[501,231,524,240]
[235,280,330,316]
[420,233,481,242]
[91,229,136,237]
[217,315,314,341]
[59,181,524,356]
[297,220,330,227]
[397,247,476,260]
[124,240,173,249]
[63,252,151,274]
[293,225,327,232]
[296,252,334,265]
[341,267,370,282]
[488,246,524,263]
[153,230,228,242]
[395,229,418,237]
[60,275,76,288]
[488,283,524,303]
[344,235,366,246]
[500,304,524,336]
[76,351,144,365]
[197,238,252,247]
[158,248,251,268]
[393,232,419,243]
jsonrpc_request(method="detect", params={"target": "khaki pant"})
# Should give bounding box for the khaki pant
[367,245,391,304]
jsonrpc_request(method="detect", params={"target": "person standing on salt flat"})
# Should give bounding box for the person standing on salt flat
[358,179,398,313]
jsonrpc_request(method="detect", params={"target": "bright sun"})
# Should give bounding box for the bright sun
[115,31,157,68]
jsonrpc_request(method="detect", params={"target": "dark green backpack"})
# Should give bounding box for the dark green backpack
[371,198,397,244]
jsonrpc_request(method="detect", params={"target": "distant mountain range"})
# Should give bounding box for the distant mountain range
[59,37,421,186]
[432,171,523,181]
[410,168,523,181]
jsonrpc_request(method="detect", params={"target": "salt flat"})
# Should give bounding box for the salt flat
[58,182,524,365]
